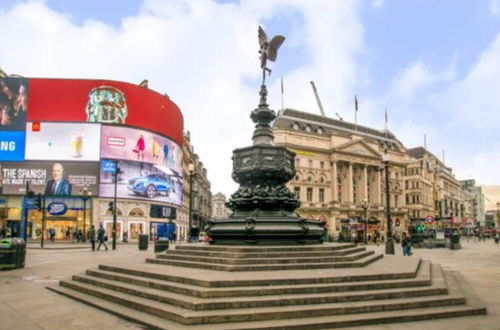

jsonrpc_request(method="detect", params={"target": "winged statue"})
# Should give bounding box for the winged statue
[258,26,285,84]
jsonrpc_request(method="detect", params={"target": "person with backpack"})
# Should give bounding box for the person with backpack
[402,232,412,256]
[96,224,108,251]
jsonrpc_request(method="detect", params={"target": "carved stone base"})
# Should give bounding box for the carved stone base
[206,211,326,245]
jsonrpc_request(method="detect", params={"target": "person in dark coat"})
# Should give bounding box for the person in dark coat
[402,232,412,256]
[89,225,96,251]
[96,224,108,251]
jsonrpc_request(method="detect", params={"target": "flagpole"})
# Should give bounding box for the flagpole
[354,95,358,131]
[280,77,284,111]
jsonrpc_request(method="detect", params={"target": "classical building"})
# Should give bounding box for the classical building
[460,179,485,226]
[273,109,409,242]
[211,192,231,220]
[180,131,212,240]
[406,147,474,231]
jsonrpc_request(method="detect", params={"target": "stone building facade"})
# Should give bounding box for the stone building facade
[273,109,409,242]
[211,192,232,220]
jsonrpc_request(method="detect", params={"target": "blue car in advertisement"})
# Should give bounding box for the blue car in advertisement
[127,172,173,198]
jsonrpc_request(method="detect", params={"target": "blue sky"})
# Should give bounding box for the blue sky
[1,0,499,195]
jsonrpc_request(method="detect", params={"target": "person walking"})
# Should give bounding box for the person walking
[96,224,109,251]
[402,232,412,256]
[89,225,96,251]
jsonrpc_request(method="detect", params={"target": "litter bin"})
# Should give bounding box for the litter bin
[154,238,169,253]
[138,234,149,250]
[0,238,26,270]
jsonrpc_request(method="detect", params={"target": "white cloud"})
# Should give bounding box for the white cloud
[490,0,500,16]
[372,0,385,8]
[0,0,365,196]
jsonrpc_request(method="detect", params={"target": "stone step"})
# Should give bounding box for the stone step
[85,260,430,298]
[70,263,441,310]
[173,243,357,253]
[145,253,383,271]
[156,250,375,265]
[164,246,367,259]
[47,283,485,330]
[52,277,466,325]
[98,257,417,288]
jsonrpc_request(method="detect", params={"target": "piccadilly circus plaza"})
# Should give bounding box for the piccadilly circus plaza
[0,76,198,243]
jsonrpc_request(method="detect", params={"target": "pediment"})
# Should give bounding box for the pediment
[336,140,380,158]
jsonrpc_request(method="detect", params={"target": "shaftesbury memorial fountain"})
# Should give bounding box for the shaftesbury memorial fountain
[206,27,326,245]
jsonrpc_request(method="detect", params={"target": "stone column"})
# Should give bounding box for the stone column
[362,165,368,200]
[347,162,353,203]
[332,160,338,202]
[374,167,381,205]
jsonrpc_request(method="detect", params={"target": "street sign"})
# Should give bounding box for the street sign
[425,215,434,224]
[150,204,176,219]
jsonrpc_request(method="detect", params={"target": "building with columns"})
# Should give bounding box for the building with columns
[273,109,409,242]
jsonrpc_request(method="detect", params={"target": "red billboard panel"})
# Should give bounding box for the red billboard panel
[27,78,183,146]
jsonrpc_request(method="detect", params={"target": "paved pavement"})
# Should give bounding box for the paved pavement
[0,240,499,330]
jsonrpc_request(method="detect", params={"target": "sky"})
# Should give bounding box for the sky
[1,0,500,197]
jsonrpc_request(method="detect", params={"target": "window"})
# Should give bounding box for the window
[352,177,357,204]
[317,127,324,134]
[319,188,325,203]
[337,177,342,202]
[129,208,144,217]
[292,122,300,130]
[406,194,409,205]
[294,187,300,199]
[308,159,313,168]
[307,188,313,202]
[295,176,299,181]
[305,125,312,132]
[307,176,312,182]
[320,161,324,169]
[394,194,398,207]
[320,177,324,184]
[367,181,371,203]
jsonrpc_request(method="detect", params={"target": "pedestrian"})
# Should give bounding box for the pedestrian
[78,229,83,242]
[96,224,109,251]
[402,232,412,256]
[49,228,56,241]
[89,225,96,251]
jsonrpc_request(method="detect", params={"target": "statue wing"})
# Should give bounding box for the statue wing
[258,26,267,47]
[267,35,285,62]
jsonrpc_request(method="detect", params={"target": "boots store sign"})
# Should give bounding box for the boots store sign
[47,202,68,216]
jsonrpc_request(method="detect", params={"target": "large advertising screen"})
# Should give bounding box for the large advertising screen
[99,159,182,206]
[100,125,182,174]
[25,122,101,161]
[0,161,99,195]
[0,77,28,131]
[0,131,25,161]
[26,79,183,146]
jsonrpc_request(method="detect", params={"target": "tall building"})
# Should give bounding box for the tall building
[181,131,212,240]
[211,192,231,220]
[273,109,409,242]
[460,179,485,226]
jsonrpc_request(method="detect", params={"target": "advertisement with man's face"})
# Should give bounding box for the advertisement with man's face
[0,161,99,195]
[100,125,182,174]
[0,77,28,131]
[99,159,182,206]
[25,122,101,161]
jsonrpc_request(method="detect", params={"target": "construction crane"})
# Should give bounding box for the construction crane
[310,81,326,117]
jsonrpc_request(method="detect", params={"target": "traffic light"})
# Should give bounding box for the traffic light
[33,193,43,212]
[108,201,114,212]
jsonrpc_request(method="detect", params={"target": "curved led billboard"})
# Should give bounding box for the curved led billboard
[27,78,183,146]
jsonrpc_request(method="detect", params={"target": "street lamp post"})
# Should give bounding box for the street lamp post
[383,149,395,255]
[81,186,91,243]
[112,161,120,250]
[362,198,369,245]
[188,163,195,243]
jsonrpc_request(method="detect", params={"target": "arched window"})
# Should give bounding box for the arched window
[129,208,145,217]
[292,122,300,130]
[105,207,123,216]
[305,125,312,132]
[317,127,324,134]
